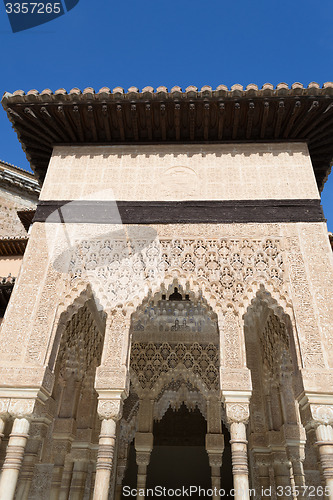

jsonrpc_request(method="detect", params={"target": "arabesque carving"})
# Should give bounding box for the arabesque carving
[311,405,333,425]
[68,236,284,311]
[130,341,219,391]
[226,403,250,424]
[97,399,123,421]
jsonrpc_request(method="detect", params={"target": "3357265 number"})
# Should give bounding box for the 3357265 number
[5,3,62,14]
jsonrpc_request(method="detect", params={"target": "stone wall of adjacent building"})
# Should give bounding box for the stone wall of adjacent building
[0,186,36,239]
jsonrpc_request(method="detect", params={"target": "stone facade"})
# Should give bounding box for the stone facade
[0,161,40,327]
[0,103,332,499]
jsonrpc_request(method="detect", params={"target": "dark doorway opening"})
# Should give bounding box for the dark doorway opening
[121,404,233,498]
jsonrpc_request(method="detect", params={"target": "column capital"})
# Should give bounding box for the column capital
[310,404,333,426]
[0,398,10,417]
[225,403,250,424]
[222,392,251,424]
[8,398,36,419]
[97,398,123,421]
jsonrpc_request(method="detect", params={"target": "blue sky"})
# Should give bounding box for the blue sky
[0,0,332,229]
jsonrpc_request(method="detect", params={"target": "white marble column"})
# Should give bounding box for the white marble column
[304,404,333,500]
[93,418,117,500]
[93,398,123,500]
[0,415,6,445]
[0,416,31,500]
[225,401,251,500]
[315,423,333,499]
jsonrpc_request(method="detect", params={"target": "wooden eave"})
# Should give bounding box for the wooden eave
[2,82,333,190]
[0,237,28,257]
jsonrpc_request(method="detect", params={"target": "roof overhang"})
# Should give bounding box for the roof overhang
[0,237,28,257]
[2,82,333,190]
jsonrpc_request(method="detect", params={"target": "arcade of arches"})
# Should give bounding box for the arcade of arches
[1,248,333,500]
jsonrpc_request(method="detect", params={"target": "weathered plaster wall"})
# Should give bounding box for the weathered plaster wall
[40,143,319,202]
[0,256,23,277]
[0,187,36,238]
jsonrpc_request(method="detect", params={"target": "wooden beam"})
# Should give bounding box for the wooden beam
[116,104,125,141]
[306,113,333,141]
[274,100,285,138]
[87,105,98,142]
[175,103,181,141]
[217,102,225,140]
[204,102,210,140]
[246,101,255,139]
[283,100,301,138]
[24,107,61,142]
[19,139,51,154]
[71,105,85,142]
[14,116,56,146]
[260,101,269,139]
[189,103,195,141]
[291,100,319,138]
[14,124,52,148]
[160,104,166,141]
[40,106,67,141]
[102,104,112,142]
[57,106,77,142]
[131,104,139,141]
[300,102,333,138]
[145,103,153,141]
[232,102,240,140]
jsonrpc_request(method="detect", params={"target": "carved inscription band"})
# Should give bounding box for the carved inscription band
[34,199,325,224]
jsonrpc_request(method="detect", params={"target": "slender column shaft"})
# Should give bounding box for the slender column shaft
[230,422,250,500]
[135,433,153,500]
[136,453,151,499]
[70,462,88,500]
[0,417,30,500]
[93,419,117,500]
[89,470,96,500]
[272,455,291,500]
[205,435,224,500]
[0,417,6,445]
[210,463,222,499]
[50,465,64,500]
[315,424,333,500]
[58,461,74,500]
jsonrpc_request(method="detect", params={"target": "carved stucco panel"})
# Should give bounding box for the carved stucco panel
[285,234,326,369]
[221,307,243,369]
[297,223,333,367]
[28,464,53,500]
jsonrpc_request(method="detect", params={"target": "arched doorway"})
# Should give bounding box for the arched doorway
[243,290,309,498]
[117,282,233,498]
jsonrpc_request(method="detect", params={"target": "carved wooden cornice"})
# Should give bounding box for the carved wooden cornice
[2,82,333,189]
